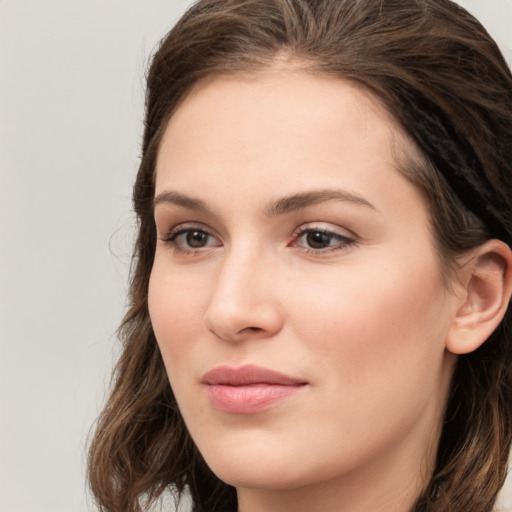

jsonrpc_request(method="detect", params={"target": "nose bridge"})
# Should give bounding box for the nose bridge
[204,241,281,341]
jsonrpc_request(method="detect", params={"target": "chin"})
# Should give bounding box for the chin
[195,432,351,493]
[195,433,310,489]
[210,460,312,491]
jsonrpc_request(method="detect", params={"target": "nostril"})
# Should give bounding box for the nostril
[235,326,264,336]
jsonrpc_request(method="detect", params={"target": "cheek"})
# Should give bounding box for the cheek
[290,257,451,397]
[274,261,453,475]
[148,262,206,370]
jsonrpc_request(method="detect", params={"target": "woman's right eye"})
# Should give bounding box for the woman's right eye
[161,226,221,253]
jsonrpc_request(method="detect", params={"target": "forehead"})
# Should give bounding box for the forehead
[156,69,402,169]
[169,67,395,133]
[154,69,426,220]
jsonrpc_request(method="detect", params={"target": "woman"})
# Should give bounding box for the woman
[88,1,512,511]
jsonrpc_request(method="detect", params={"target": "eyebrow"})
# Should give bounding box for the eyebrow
[265,189,377,215]
[153,191,212,214]
[153,188,376,215]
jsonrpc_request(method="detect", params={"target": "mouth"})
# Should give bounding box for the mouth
[201,364,308,415]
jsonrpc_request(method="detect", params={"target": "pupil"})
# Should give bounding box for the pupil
[186,231,208,248]
[306,231,331,249]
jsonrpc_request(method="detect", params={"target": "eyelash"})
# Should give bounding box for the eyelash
[160,223,356,255]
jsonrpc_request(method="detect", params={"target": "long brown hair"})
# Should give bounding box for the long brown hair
[87,1,512,511]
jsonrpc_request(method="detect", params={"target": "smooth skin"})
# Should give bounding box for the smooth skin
[148,67,512,512]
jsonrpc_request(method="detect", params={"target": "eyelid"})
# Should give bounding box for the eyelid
[159,220,215,238]
[291,222,355,239]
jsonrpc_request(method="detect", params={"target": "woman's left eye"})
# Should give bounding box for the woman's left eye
[292,228,355,252]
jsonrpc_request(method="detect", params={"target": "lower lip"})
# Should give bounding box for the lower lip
[206,383,305,414]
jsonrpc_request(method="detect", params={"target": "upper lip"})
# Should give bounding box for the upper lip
[201,364,307,386]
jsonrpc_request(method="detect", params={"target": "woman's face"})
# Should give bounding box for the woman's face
[149,70,461,507]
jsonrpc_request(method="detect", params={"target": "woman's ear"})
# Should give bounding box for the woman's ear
[446,240,512,355]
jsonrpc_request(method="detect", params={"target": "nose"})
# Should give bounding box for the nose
[203,249,283,343]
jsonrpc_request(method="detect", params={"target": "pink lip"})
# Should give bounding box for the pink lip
[201,364,307,414]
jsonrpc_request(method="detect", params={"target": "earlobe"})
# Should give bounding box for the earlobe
[446,240,512,355]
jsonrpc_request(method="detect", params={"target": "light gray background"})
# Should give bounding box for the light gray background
[0,1,511,511]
